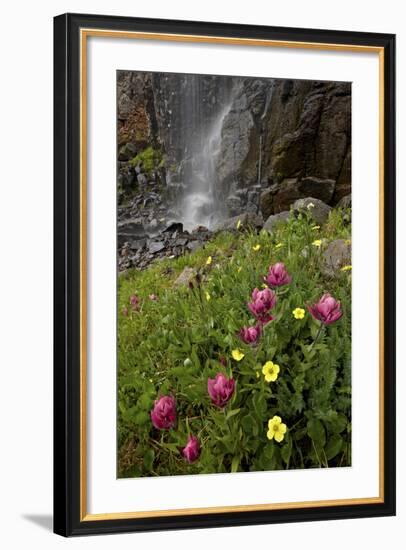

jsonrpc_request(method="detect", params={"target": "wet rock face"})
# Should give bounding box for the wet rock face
[116,71,351,269]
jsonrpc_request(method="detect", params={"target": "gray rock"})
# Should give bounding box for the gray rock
[216,212,264,231]
[118,218,145,237]
[130,238,147,251]
[174,267,197,287]
[298,177,336,204]
[336,194,352,209]
[226,195,243,216]
[263,211,291,233]
[164,222,184,234]
[273,178,301,212]
[187,241,203,252]
[321,239,351,276]
[259,189,274,219]
[148,241,166,254]
[137,173,148,186]
[118,142,137,161]
[292,197,332,224]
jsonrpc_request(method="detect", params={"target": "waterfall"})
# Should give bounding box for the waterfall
[181,104,230,231]
[173,76,230,232]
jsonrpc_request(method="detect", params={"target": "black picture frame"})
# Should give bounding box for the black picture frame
[54,12,396,537]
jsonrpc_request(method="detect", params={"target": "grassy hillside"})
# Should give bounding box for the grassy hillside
[118,208,351,477]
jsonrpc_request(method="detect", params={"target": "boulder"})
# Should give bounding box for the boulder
[298,177,335,204]
[164,222,184,234]
[321,239,351,277]
[174,267,197,287]
[273,178,301,212]
[216,212,264,231]
[336,194,352,209]
[259,188,274,219]
[263,211,291,233]
[148,240,166,254]
[292,197,332,224]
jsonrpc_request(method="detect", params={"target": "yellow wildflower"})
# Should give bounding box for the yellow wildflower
[236,219,242,230]
[292,307,305,319]
[312,239,322,248]
[267,415,287,442]
[341,265,352,272]
[205,291,211,301]
[252,244,261,251]
[206,256,212,265]
[231,349,245,361]
[275,243,284,249]
[262,361,280,383]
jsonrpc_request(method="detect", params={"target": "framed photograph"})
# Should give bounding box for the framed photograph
[53,13,396,536]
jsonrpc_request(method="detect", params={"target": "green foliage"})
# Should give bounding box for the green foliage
[129,146,163,175]
[117,209,352,477]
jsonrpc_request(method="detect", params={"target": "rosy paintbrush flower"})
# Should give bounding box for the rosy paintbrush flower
[238,324,262,345]
[207,373,235,408]
[264,262,292,287]
[150,395,176,430]
[182,435,201,463]
[247,287,277,324]
[129,294,140,310]
[307,293,343,325]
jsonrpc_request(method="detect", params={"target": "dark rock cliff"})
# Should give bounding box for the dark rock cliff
[117,71,351,225]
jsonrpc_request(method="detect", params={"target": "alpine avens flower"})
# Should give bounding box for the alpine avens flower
[150,396,176,430]
[262,361,280,382]
[238,324,262,345]
[206,256,212,265]
[182,435,201,463]
[264,262,292,287]
[292,307,305,319]
[247,287,277,324]
[252,244,261,251]
[307,293,343,325]
[312,239,322,248]
[207,373,235,408]
[267,416,287,442]
[231,349,245,361]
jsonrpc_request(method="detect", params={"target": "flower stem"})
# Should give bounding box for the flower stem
[310,323,324,350]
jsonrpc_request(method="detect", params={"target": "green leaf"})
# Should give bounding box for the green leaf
[325,435,344,460]
[231,455,240,473]
[143,448,155,471]
[307,418,326,447]
[137,393,153,410]
[281,436,293,465]
[226,408,241,420]
[241,414,259,437]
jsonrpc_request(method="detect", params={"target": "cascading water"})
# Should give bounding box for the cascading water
[181,103,230,231]
[169,75,231,232]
